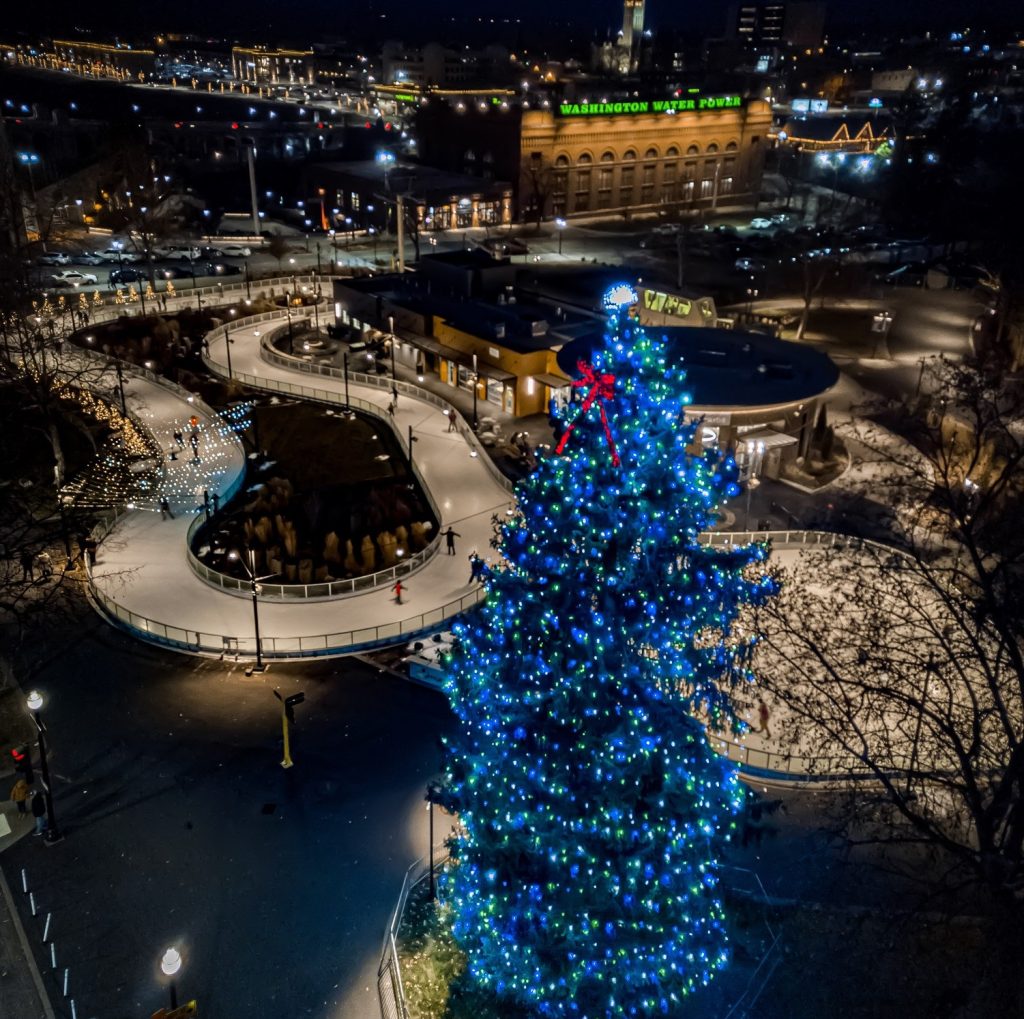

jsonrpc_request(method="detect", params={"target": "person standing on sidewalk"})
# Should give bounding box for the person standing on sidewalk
[30,790,47,836]
[10,778,30,816]
[442,527,461,555]
[756,700,772,739]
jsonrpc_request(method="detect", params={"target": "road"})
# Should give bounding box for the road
[2,616,451,1019]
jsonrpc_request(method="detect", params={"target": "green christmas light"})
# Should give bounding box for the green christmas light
[434,299,778,1017]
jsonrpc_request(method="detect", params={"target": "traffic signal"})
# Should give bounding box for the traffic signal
[11,744,33,784]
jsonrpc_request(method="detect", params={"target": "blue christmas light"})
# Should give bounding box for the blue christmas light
[436,306,777,1017]
[602,282,639,312]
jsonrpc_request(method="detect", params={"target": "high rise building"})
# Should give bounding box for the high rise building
[621,0,646,66]
[726,1,825,50]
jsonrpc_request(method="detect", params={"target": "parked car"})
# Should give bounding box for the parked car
[37,251,72,266]
[109,267,147,286]
[201,261,242,276]
[218,244,252,257]
[875,263,928,287]
[770,212,793,225]
[734,257,768,273]
[161,246,201,261]
[159,265,196,280]
[749,217,773,230]
[51,270,98,287]
[76,252,106,265]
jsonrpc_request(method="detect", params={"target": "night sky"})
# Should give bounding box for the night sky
[4,0,1020,46]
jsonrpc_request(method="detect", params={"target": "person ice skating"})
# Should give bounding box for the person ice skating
[173,429,184,448]
[446,410,457,433]
[756,700,771,738]
[387,399,396,418]
[30,790,46,836]
[160,498,174,521]
[20,550,34,581]
[392,580,404,605]
[443,527,461,555]
[468,552,486,584]
[10,778,30,815]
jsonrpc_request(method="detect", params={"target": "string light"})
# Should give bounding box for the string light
[435,286,778,1018]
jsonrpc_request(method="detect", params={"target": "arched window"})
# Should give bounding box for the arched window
[706,143,719,154]
[645,146,659,159]
[686,144,700,155]
[726,140,739,151]
[577,151,593,164]
[666,145,679,157]
[622,148,637,161]
[555,154,570,167]
[601,150,616,162]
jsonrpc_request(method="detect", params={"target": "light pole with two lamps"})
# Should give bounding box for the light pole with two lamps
[228,547,271,674]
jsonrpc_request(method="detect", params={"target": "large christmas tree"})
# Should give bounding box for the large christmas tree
[437,287,778,1018]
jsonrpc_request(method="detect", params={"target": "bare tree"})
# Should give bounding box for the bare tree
[751,356,1024,924]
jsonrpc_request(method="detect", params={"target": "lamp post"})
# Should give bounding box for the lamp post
[905,653,937,799]
[343,352,351,414]
[229,547,266,673]
[471,352,479,431]
[225,309,236,378]
[555,217,566,255]
[744,440,765,530]
[160,946,182,1009]
[408,424,418,473]
[388,315,398,401]
[110,359,127,415]
[26,691,62,844]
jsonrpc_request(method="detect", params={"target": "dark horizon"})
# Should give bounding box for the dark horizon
[4,0,1022,49]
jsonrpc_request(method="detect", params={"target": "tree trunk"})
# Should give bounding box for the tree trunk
[47,419,65,488]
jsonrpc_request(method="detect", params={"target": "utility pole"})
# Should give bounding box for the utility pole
[245,140,260,236]
[396,193,405,273]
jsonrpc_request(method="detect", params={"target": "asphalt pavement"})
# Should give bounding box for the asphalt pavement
[1,619,452,1019]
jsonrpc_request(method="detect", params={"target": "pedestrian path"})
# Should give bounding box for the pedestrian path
[87,317,514,658]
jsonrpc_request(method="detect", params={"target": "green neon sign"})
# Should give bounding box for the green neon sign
[557,95,742,117]
[394,92,417,102]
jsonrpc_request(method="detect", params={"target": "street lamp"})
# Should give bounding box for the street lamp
[225,309,237,378]
[471,352,479,431]
[408,424,418,473]
[160,946,182,1009]
[26,691,62,844]
[555,217,566,255]
[228,547,267,674]
[744,440,766,530]
[109,359,127,416]
[388,315,398,401]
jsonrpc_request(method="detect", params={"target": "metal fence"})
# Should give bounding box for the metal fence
[378,848,450,1019]
[185,511,441,602]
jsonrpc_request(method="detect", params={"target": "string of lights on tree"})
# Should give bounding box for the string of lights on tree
[434,284,779,1018]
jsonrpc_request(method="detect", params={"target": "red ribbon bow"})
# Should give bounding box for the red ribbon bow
[555,360,620,467]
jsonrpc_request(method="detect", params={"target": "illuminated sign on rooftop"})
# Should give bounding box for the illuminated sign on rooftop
[557,95,742,117]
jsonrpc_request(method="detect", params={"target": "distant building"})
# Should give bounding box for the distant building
[724,1,825,50]
[51,39,157,80]
[595,0,647,74]
[230,47,315,87]
[416,94,772,223]
[305,160,512,234]
[381,41,511,89]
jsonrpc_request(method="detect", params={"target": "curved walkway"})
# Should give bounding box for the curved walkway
[87,313,513,658]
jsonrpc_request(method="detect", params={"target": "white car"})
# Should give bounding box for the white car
[51,270,98,287]
[76,252,106,265]
[161,246,201,260]
[749,217,773,230]
[98,247,143,264]
[218,244,252,257]
[37,252,72,266]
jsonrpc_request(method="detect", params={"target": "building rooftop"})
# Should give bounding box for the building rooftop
[310,160,510,199]
[558,325,839,409]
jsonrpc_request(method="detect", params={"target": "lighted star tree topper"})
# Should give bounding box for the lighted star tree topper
[435,284,778,1018]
